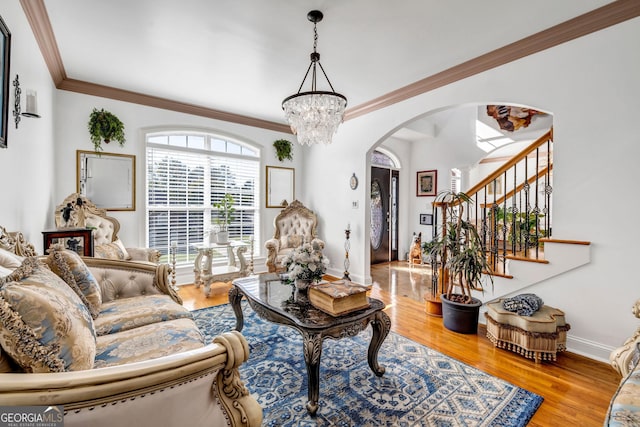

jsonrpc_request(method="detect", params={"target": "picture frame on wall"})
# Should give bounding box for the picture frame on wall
[416,170,437,197]
[419,213,433,226]
[0,14,11,149]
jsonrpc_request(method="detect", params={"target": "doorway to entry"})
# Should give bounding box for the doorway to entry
[370,166,399,264]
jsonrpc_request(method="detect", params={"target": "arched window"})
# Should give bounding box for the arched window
[146,130,260,264]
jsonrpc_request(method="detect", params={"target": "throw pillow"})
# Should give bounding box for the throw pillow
[287,235,303,248]
[94,241,127,260]
[0,247,22,269]
[112,239,131,260]
[0,257,96,372]
[45,244,102,319]
[0,265,12,278]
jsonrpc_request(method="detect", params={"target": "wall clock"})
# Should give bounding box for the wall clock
[350,173,358,190]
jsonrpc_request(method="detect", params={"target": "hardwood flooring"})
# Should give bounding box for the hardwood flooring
[178,261,620,427]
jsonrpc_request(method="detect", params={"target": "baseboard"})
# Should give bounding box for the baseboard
[565,335,614,363]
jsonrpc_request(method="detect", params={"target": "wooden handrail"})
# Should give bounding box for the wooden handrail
[466,128,553,197]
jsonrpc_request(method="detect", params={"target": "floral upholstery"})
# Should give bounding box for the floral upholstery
[607,299,640,426]
[0,257,96,372]
[45,245,102,318]
[94,318,204,368]
[94,294,193,336]
[94,239,130,260]
[265,200,325,272]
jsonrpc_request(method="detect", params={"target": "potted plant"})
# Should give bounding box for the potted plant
[429,191,493,334]
[212,193,235,244]
[88,108,126,152]
[273,139,293,162]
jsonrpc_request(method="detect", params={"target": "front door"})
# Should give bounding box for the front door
[370,167,398,264]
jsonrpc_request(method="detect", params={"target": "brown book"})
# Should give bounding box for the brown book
[308,280,370,316]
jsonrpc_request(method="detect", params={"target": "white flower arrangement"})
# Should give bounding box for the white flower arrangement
[282,242,329,283]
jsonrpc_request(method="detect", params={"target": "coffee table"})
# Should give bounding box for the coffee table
[229,274,391,415]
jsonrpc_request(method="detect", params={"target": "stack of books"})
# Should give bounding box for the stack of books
[308,280,370,316]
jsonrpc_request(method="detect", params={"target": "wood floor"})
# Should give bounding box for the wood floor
[178,261,620,427]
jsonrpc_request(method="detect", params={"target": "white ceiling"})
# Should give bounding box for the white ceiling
[43,0,610,126]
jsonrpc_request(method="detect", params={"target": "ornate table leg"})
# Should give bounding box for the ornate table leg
[302,332,323,415]
[202,249,214,297]
[368,311,391,376]
[229,286,244,332]
[193,249,204,289]
[236,246,248,276]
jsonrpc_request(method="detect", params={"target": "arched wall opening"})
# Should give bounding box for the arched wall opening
[364,102,553,298]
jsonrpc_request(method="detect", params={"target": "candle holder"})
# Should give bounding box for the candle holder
[249,236,255,275]
[170,242,178,292]
[342,228,351,281]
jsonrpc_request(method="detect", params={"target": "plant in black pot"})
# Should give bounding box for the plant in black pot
[429,191,494,334]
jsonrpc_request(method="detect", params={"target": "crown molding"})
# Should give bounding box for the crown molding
[344,0,640,121]
[21,0,640,131]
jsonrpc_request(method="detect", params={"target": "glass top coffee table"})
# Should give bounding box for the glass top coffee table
[229,273,390,415]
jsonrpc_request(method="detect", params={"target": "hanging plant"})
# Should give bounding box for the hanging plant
[88,108,126,152]
[273,139,293,162]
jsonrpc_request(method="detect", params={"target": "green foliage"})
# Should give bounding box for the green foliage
[430,190,493,303]
[273,139,293,162]
[490,206,546,248]
[88,108,126,152]
[212,193,235,231]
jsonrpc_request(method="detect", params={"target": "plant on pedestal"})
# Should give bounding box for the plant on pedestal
[212,193,235,244]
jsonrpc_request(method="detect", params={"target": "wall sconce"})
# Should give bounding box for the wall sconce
[13,74,40,129]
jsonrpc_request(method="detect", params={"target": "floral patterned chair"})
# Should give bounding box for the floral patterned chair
[54,193,160,263]
[265,200,325,273]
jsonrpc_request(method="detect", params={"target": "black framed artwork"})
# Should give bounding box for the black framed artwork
[0,14,10,149]
[419,213,433,226]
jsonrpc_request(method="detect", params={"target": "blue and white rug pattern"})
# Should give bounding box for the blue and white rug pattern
[192,303,542,426]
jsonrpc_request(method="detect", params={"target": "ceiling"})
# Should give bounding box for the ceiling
[34,0,625,133]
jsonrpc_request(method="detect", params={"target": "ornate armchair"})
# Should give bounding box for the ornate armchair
[54,193,160,263]
[265,200,324,272]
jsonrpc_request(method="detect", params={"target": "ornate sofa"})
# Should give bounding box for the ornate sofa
[264,200,324,272]
[0,227,261,426]
[606,298,640,426]
[54,193,160,263]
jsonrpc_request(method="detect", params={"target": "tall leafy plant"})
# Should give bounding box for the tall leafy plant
[428,191,493,304]
[212,193,235,232]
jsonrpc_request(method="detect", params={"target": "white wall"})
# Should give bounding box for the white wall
[303,18,640,361]
[0,3,56,245]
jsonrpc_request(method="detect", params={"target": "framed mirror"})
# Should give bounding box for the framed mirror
[266,166,294,208]
[76,150,135,211]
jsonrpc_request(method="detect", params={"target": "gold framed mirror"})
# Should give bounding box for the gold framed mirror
[76,150,136,211]
[266,166,294,208]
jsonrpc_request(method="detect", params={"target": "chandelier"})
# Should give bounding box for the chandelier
[282,10,347,146]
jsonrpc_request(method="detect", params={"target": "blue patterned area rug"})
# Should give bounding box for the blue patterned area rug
[192,304,543,426]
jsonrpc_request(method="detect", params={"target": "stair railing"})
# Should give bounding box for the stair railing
[432,128,553,280]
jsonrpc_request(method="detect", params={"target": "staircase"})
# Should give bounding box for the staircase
[431,128,591,305]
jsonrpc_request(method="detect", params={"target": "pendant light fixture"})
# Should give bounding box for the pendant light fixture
[282,10,347,146]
